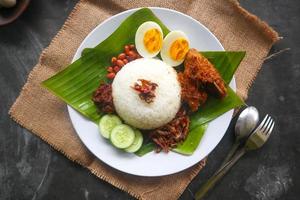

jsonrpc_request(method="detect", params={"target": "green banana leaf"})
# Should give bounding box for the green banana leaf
[42,8,245,157]
[135,143,157,157]
[189,88,243,130]
[173,124,208,155]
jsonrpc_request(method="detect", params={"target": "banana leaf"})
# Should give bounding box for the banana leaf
[42,8,245,157]
[173,124,208,155]
[135,143,157,157]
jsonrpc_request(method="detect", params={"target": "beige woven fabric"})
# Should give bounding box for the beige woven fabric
[9,0,279,199]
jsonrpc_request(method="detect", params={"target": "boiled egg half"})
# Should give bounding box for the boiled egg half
[135,21,164,58]
[160,31,190,67]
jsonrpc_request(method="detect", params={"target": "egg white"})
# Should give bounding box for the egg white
[135,21,163,58]
[160,31,189,67]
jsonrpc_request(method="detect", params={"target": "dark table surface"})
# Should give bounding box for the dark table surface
[1,0,299,199]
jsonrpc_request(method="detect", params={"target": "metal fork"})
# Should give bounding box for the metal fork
[195,115,275,200]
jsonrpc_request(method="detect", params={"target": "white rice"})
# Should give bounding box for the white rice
[112,58,181,130]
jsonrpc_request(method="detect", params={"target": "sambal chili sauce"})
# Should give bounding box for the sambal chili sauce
[132,79,158,103]
[92,83,115,113]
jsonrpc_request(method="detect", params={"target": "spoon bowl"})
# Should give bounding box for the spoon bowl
[235,106,259,141]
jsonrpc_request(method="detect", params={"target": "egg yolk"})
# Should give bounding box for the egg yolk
[169,38,189,61]
[143,29,162,53]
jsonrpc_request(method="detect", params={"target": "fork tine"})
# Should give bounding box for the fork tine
[263,117,273,135]
[254,114,269,132]
[263,116,273,133]
[258,114,268,129]
[266,121,275,137]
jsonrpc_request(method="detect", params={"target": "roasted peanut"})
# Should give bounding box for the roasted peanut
[116,59,125,67]
[106,72,115,79]
[127,51,137,59]
[118,53,126,60]
[123,59,128,64]
[111,57,117,65]
[113,66,120,73]
[126,56,134,62]
[107,66,113,73]
[124,45,130,52]
[125,48,130,55]
[129,44,135,50]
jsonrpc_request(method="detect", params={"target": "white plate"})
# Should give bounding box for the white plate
[68,7,235,177]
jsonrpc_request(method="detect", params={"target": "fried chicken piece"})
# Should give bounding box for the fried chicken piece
[184,48,227,98]
[178,72,207,112]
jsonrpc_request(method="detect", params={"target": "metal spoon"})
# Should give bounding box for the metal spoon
[195,114,275,200]
[220,106,259,167]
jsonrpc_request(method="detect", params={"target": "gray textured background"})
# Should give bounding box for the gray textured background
[0,0,299,199]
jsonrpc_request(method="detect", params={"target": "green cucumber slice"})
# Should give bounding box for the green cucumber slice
[99,114,122,139]
[110,125,135,149]
[125,130,143,153]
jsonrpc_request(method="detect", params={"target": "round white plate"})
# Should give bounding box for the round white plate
[68,7,235,177]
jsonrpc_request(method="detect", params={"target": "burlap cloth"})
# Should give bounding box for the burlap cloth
[9,0,279,199]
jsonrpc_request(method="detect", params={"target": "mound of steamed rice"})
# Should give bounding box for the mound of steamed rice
[112,58,181,130]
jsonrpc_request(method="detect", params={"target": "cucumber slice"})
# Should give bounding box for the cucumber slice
[125,129,143,153]
[99,114,122,139]
[110,125,135,149]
